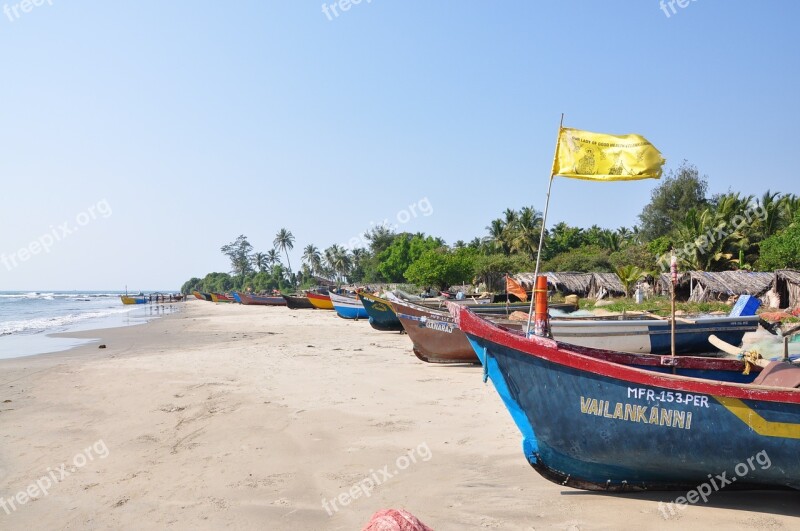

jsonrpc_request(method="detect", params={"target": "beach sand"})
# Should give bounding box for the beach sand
[0,300,798,530]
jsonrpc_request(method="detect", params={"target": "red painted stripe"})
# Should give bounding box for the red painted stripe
[455,305,800,404]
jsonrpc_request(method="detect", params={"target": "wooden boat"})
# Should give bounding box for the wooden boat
[548,314,759,354]
[282,294,316,310]
[451,303,800,492]
[390,298,522,364]
[306,290,335,310]
[358,292,404,331]
[210,293,235,303]
[120,295,147,305]
[392,290,577,313]
[237,292,287,306]
[329,291,369,320]
[192,291,212,302]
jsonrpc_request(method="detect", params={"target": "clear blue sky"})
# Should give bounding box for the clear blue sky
[1,1,798,290]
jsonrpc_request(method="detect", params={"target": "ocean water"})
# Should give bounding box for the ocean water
[0,291,180,359]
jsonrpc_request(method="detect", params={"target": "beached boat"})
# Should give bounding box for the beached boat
[329,291,369,320]
[451,303,800,491]
[282,294,316,310]
[391,290,577,313]
[548,314,760,355]
[306,290,335,310]
[192,291,212,302]
[120,295,147,305]
[236,292,287,306]
[391,298,524,363]
[358,292,404,331]
[210,293,235,303]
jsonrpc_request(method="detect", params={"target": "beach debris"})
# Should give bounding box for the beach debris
[3,399,11,403]
[361,509,434,531]
[98,344,107,349]
[112,497,129,508]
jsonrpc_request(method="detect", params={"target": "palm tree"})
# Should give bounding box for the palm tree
[274,228,295,284]
[324,244,351,284]
[251,252,268,273]
[600,230,621,253]
[510,206,543,259]
[302,244,322,275]
[265,249,281,268]
[485,218,508,255]
[616,265,645,298]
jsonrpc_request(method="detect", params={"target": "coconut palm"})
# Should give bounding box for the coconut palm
[274,228,295,283]
[324,244,352,284]
[485,218,508,255]
[265,249,281,268]
[509,206,543,259]
[251,252,268,273]
[616,265,645,298]
[302,244,322,275]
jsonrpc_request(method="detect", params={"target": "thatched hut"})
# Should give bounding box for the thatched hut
[515,272,625,299]
[659,271,774,303]
[588,272,626,299]
[774,270,800,309]
[515,272,594,296]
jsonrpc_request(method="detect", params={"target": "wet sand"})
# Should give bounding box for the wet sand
[0,300,798,529]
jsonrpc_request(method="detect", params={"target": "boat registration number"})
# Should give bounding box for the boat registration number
[628,387,709,408]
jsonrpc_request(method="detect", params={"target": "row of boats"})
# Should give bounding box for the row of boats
[192,287,800,491]
[194,288,761,360]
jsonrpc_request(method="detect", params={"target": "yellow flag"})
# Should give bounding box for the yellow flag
[552,127,665,181]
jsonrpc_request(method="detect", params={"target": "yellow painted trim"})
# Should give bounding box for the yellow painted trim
[715,396,800,439]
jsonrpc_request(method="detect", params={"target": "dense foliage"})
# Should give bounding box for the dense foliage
[181,162,799,295]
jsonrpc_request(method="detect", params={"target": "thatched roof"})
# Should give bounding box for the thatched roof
[774,269,800,309]
[515,271,624,298]
[659,271,774,302]
[776,269,800,284]
[515,272,593,295]
[588,272,626,298]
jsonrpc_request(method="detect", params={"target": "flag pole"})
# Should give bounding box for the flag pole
[526,113,563,337]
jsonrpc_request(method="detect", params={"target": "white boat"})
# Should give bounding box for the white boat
[328,292,369,320]
[546,314,760,354]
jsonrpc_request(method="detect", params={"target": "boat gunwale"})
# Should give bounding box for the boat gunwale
[453,304,800,404]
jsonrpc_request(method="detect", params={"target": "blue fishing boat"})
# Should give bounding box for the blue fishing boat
[329,291,369,320]
[450,303,800,492]
[358,292,404,331]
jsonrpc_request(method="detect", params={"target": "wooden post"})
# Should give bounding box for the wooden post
[670,252,677,369]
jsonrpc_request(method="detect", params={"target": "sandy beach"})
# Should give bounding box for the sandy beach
[1,300,798,530]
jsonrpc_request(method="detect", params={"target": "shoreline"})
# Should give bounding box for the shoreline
[1,300,798,529]
[0,302,184,361]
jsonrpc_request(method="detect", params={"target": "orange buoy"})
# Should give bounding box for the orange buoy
[534,275,550,337]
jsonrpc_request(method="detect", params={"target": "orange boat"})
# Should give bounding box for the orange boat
[306,290,334,310]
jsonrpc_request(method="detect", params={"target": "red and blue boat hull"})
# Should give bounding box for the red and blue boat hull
[454,305,800,491]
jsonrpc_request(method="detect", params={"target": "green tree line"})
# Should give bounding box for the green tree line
[182,162,800,294]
